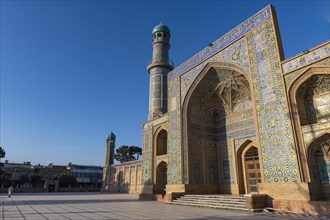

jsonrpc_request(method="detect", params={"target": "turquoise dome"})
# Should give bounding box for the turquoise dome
[152,23,170,34]
[106,132,116,139]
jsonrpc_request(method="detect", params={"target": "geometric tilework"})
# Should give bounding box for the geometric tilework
[168,6,271,81]
[142,123,153,185]
[282,43,330,74]
[182,65,255,185]
[141,116,169,185]
[283,57,330,89]
[247,19,300,183]
[167,77,182,184]
[180,38,250,103]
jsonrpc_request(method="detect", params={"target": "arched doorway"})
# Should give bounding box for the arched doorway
[289,72,330,182]
[117,171,123,192]
[295,75,330,127]
[155,161,167,193]
[183,64,255,194]
[156,130,167,156]
[307,133,330,200]
[243,146,261,193]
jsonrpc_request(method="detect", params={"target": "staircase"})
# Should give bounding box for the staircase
[171,194,249,211]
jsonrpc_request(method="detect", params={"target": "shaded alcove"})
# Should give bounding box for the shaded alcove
[184,66,253,194]
[156,130,168,156]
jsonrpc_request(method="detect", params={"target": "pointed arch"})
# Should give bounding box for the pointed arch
[181,62,255,191]
[307,133,330,184]
[236,141,262,194]
[288,67,330,182]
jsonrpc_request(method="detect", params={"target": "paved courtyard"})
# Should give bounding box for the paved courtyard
[1,192,328,220]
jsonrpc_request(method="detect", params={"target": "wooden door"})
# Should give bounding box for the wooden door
[244,147,261,193]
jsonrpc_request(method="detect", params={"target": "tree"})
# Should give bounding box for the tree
[0,147,5,160]
[0,147,6,167]
[114,145,142,163]
[57,173,77,187]
[128,146,142,160]
[0,170,11,187]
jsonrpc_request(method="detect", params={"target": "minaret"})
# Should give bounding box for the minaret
[104,132,116,166]
[102,132,116,190]
[147,23,174,120]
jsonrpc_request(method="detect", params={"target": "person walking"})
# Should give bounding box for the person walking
[162,186,166,198]
[8,186,13,198]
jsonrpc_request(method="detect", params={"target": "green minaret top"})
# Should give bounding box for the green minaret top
[152,22,170,35]
[106,132,116,140]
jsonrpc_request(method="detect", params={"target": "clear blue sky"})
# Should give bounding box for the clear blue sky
[1,0,329,166]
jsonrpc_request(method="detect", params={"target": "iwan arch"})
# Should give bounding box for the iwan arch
[103,4,330,214]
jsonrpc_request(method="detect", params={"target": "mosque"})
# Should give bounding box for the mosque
[102,4,330,214]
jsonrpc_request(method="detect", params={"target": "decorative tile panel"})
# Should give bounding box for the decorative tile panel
[181,38,250,102]
[247,20,300,183]
[167,77,182,184]
[283,58,330,89]
[141,114,169,185]
[303,131,330,148]
[142,123,153,184]
[282,43,330,73]
[218,140,236,184]
[168,6,271,81]
[234,136,257,152]
[301,123,330,134]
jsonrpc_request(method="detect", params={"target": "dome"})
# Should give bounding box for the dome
[152,23,170,35]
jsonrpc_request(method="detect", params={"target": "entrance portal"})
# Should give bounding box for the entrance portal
[154,161,167,193]
[184,65,255,194]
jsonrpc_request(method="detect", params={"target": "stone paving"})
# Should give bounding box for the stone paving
[1,192,329,220]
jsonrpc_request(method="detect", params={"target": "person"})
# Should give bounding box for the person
[162,186,166,198]
[8,186,13,198]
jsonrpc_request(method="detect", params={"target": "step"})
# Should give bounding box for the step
[178,197,245,203]
[182,196,245,201]
[183,195,245,199]
[173,199,247,206]
[171,194,249,212]
[175,199,246,206]
[171,201,249,211]
[172,201,247,209]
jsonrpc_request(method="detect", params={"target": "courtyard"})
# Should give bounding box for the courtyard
[0,192,328,220]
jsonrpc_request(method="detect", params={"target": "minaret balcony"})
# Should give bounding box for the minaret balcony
[147,59,174,72]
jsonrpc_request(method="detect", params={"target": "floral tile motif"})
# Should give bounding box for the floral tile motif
[282,43,330,73]
[247,20,300,183]
[167,78,182,184]
[142,123,153,185]
[180,38,250,103]
[168,7,271,81]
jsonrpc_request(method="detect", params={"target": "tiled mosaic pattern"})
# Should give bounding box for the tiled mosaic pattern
[141,115,168,185]
[283,58,330,89]
[247,20,300,183]
[282,43,330,73]
[167,77,182,184]
[296,75,330,126]
[218,140,235,184]
[234,136,257,152]
[142,124,153,184]
[183,67,255,184]
[168,6,271,81]
[180,38,250,102]
[307,133,330,183]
